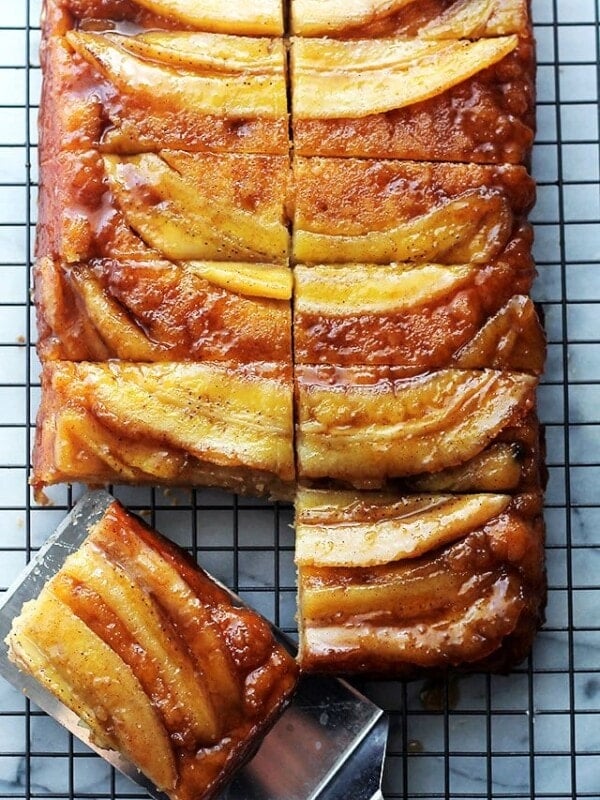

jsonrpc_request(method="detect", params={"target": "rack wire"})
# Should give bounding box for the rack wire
[0,0,598,797]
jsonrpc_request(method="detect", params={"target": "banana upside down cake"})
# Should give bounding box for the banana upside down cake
[23,0,546,774]
[6,500,299,800]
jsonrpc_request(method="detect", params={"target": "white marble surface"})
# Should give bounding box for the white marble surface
[0,0,599,797]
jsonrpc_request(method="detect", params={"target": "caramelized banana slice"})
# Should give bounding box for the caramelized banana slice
[68,269,162,362]
[291,34,535,163]
[292,0,416,35]
[62,542,220,745]
[453,295,546,374]
[42,28,288,154]
[408,443,524,493]
[293,158,535,265]
[294,260,542,372]
[295,192,511,264]
[103,154,289,263]
[114,32,284,74]
[303,577,524,668]
[301,562,496,622]
[422,0,499,38]
[292,36,518,119]
[296,366,537,486]
[7,591,177,791]
[129,0,284,35]
[38,150,290,265]
[5,625,118,752]
[68,31,286,120]
[188,262,292,300]
[291,0,528,38]
[88,508,242,722]
[62,30,289,153]
[52,407,188,483]
[295,263,476,315]
[295,492,510,566]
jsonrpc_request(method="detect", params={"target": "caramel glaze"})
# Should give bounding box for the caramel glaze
[296,292,545,373]
[36,150,158,265]
[39,36,288,155]
[298,493,545,676]
[59,503,298,800]
[293,0,529,39]
[294,37,535,165]
[293,157,535,253]
[35,258,293,363]
[43,0,194,38]
[294,236,546,372]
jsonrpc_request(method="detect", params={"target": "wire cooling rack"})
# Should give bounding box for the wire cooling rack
[0,0,598,797]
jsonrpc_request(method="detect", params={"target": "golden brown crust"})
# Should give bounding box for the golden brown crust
[7,500,298,800]
[292,35,535,165]
[295,488,545,676]
[292,157,535,265]
[295,365,540,490]
[35,257,293,364]
[32,361,295,500]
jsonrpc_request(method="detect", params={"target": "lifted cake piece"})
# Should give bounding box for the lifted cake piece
[6,498,298,800]
[295,487,545,676]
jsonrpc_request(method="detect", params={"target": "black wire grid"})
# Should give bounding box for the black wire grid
[0,0,598,797]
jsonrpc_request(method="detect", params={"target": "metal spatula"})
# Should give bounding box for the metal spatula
[0,490,388,800]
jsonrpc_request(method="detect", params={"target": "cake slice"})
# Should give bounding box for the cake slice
[32,361,295,500]
[295,365,542,492]
[6,499,298,800]
[37,150,291,265]
[291,0,529,38]
[294,257,545,373]
[35,257,292,364]
[292,158,535,265]
[291,34,535,163]
[295,487,545,676]
[40,33,288,154]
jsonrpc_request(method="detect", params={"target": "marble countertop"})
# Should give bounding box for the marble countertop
[0,0,599,797]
